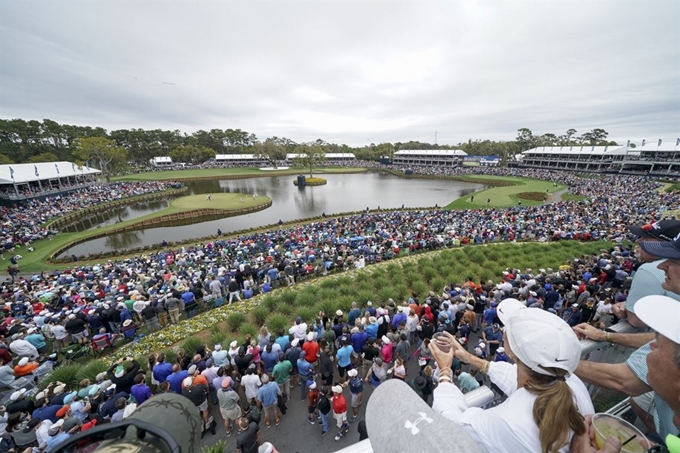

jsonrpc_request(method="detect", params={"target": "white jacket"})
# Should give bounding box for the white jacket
[433,361,594,453]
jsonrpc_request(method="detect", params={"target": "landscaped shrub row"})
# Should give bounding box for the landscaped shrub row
[94,240,615,365]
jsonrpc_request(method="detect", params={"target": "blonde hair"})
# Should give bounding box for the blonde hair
[521,362,586,453]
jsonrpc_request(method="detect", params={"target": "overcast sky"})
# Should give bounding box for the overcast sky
[1,1,678,147]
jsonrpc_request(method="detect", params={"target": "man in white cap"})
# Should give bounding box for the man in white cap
[212,343,230,368]
[574,237,680,442]
[331,384,349,441]
[571,295,680,452]
[45,419,70,451]
[342,368,363,422]
[9,333,39,359]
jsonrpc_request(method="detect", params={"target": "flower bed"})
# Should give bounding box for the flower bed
[516,191,549,201]
[293,177,327,186]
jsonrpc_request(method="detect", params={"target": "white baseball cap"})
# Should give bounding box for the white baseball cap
[496,298,527,324]
[502,302,580,377]
[635,295,680,344]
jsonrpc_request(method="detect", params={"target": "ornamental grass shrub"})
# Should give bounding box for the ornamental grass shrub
[226,312,247,332]
[39,364,81,390]
[238,323,258,342]
[266,314,289,334]
[209,331,227,348]
[182,337,204,356]
[250,306,269,327]
[280,290,297,306]
[295,306,316,324]
[77,360,109,384]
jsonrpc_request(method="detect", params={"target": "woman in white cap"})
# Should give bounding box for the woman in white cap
[430,298,594,453]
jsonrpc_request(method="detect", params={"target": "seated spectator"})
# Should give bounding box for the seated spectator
[14,357,39,377]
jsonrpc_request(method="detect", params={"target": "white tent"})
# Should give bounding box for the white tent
[0,161,101,185]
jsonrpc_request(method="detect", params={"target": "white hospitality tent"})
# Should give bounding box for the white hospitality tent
[0,161,101,200]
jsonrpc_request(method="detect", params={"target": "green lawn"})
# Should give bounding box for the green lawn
[445,176,565,209]
[112,167,367,181]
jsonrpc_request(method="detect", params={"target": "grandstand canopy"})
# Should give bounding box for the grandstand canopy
[394,150,467,156]
[286,153,355,159]
[638,141,679,152]
[151,156,172,165]
[0,162,101,185]
[215,154,263,160]
[522,146,627,156]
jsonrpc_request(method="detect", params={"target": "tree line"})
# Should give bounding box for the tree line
[0,118,619,169]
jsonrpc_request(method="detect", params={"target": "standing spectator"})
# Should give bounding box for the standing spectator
[344,368,363,422]
[130,372,153,405]
[306,380,319,425]
[152,353,173,384]
[317,385,332,435]
[272,355,293,401]
[236,417,260,453]
[331,385,349,441]
[256,374,281,428]
[217,377,241,437]
[481,323,503,358]
[241,365,262,404]
[182,376,211,431]
[228,279,241,304]
[297,352,314,401]
[336,339,354,383]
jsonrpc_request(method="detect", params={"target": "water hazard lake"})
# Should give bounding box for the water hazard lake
[61,172,487,257]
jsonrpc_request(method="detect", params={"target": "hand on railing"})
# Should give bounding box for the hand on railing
[573,323,606,342]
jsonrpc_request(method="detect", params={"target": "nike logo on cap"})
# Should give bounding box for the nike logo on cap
[555,358,569,362]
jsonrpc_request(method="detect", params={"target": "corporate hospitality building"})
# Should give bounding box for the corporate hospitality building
[0,162,102,201]
[519,141,680,176]
[392,150,467,167]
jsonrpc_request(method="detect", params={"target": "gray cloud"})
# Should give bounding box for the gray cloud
[1,0,678,146]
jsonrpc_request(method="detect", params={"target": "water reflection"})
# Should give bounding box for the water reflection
[61,173,488,257]
[60,199,171,233]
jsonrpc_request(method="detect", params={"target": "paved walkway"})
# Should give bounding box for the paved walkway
[200,330,485,452]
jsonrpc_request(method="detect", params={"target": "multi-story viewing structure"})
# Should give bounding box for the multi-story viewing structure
[393,150,467,167]
[519,146,633,173]
[619,141,680,176]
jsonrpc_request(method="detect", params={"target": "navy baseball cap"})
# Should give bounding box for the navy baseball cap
[629,219,680,241]
[640,234,680,260]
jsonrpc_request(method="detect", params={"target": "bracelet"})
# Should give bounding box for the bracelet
[438,376,452,383]
[439,367,452,375]
[480,361,490,375]
[604,331,613,343]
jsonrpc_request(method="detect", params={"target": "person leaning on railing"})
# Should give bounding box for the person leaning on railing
[430,298,594,453]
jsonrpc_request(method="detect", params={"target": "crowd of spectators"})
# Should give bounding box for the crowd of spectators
[0,224,677,451]
[0,163,678,451]
[0,182,182,256]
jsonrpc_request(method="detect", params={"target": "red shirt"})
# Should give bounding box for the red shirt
[302,341,320,363]
[332,394,347,414]
[307,389,319,408]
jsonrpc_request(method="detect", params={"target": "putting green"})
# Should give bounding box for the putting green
[170,193,267,210]
[445,176,565,209]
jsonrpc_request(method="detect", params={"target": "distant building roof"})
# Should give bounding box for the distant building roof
[152,156,173,164]
[394,150,467,156]
[0,162,101,185]
[522,146,628,156]
[286,153,355,159]
[638,140,679,152]
[215,154,263,160]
